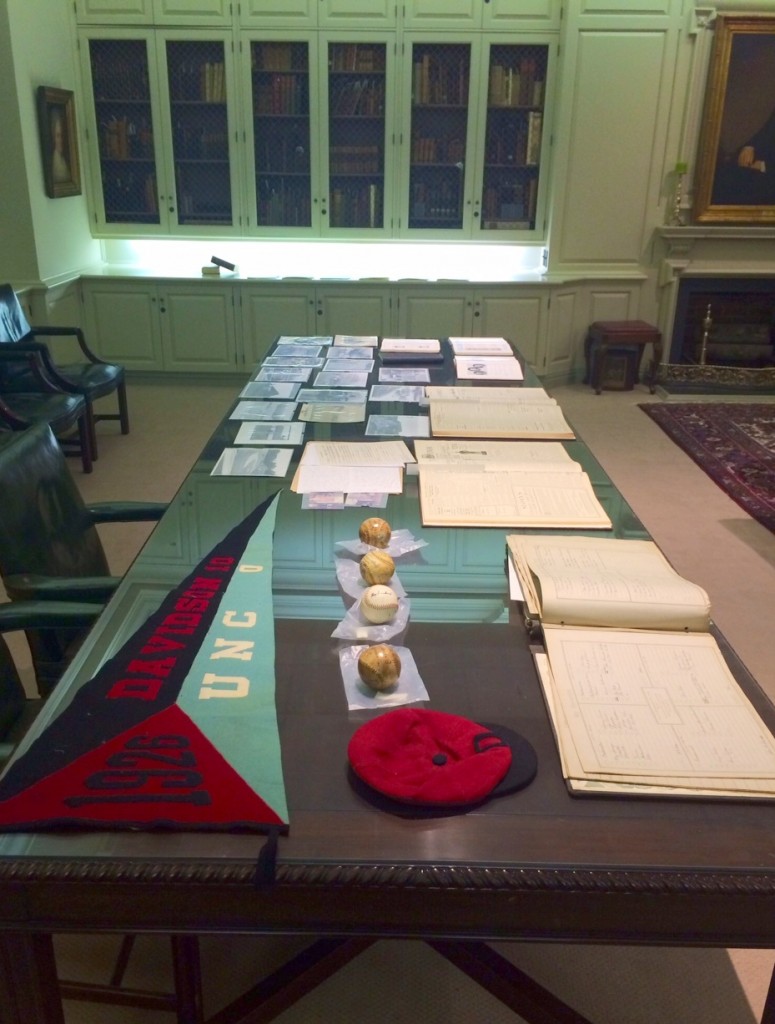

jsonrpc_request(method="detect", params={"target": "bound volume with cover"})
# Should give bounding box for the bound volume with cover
[507,535,775,799]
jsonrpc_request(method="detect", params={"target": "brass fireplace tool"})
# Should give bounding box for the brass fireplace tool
[670,161,687,226]
[698,303,712,365]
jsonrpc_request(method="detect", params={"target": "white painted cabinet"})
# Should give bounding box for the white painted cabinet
[403,0,559,32]
[475,287,546,367]
[239,0,395,30]
[75,0,231,24]
[79,29,242,235]
[157,283,238,371]
[395,284,545,361]
[82,277,555,377]
[239,282,393,368]
[396,287,470,338]
[239,285,317,369]
[314,284,393,337]
[81,280,164,370]
[81,279,238,372]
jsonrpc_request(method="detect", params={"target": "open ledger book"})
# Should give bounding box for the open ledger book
[506,535,711,632]
[507,536,775,798]
[417,443,611,528]
[429,396,574,440]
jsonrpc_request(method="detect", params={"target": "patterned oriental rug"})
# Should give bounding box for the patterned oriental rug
[640,403,775,533]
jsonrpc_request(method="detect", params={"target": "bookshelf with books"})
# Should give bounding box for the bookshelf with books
[84,35,161,226]
[478,42,549,233]
[81,29,241,232]
[327,41,388,231]
[401,36,552,238]
[249,39,314,230]
[165,38,233,227]
[405,40,472,232]
[78,18,555,241]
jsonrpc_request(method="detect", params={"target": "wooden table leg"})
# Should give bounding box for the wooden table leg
[761,959,775,1024]
[428,940,595,1024]
[0,932,64,1024]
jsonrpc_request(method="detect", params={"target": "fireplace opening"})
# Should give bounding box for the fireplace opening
[670,277,775,368]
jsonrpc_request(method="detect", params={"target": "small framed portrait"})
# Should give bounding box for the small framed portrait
[37,86,81,198]
[693,15,775,224]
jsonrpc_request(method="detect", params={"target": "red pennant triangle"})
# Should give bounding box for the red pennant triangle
[0,705,285,830]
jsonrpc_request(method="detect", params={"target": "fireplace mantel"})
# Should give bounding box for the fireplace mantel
[656,226,775,284]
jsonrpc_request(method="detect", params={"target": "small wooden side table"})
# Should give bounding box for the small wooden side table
[584,320,663,394]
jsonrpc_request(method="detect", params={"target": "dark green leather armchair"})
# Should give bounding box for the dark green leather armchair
[0,347,94,473]
[0,284,128,460]
[0,422,166,696]
[0,599,102,758]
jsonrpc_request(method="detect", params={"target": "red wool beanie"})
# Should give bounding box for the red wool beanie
[347,707,513,806]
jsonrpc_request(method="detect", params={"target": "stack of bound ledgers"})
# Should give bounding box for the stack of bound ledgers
[416,441,611,528]
[507,535,775,799]
[427,386,575,440]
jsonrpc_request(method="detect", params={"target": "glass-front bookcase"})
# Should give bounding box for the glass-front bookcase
[86,36,161,226]
[250,39,314,229]
[327,41,387,230]
[406,41,471,232]
[164,39,233,226]
[479,42,548,233]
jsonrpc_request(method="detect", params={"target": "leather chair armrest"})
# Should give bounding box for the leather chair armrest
[29,324,101,364]
[4,574,120,604]
[86,502,167,524]
[0,347,78,393]
[0,600,104,634]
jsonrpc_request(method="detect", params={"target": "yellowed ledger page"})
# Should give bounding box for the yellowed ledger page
[539,626,775,796]
[418,467,611,528]
[414,439,579,470]
[533,652,775,798]
[506,535,711,632]
[429,399,574,439]
[426,386,554,403]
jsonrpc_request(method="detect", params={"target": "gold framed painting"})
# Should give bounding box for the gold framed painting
[693,15,775,224]
[37,86,81,199]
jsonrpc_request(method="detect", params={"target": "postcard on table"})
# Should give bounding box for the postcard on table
[334,334,379,347]
[296,388,368,405]
[211,447,293,478]
[325,358,375,373]
[454,356,524,381]
[299,403,366,423]
[275,343,323,357]
[302,492,346,510]
[229,400,297,421]
[277,335,333,346]
[366,415,430,438]
[379,367,431,383]
[323,347,375,361]
[239,381,301,400]
[314,370,370,389]
[233,421,306,446]
[369,384,427,403]
[263,353,324,367]
[254,366,313,384]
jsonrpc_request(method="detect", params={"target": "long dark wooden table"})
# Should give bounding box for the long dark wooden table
[1,343,775,1024]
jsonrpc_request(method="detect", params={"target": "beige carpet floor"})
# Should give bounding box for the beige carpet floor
[5,378,775,1023]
